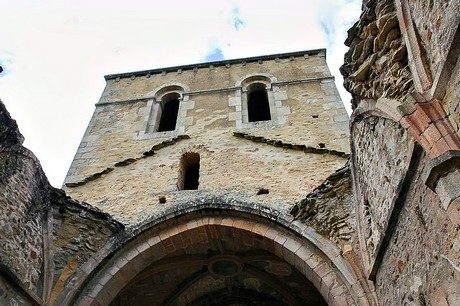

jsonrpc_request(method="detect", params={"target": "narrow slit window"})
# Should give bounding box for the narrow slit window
[158,93,180,132]
[247,83,271,122]
[178,152,200,190]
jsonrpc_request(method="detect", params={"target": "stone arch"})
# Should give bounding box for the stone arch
[55,203,375,306]
[235,73,278,88]
[350,109,417,279]
[230,73,290,128]
[137,83,194,139]
[350,98,405,125]
[147,83,190,100]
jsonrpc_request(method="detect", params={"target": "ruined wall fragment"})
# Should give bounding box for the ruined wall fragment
[341,0,414,108]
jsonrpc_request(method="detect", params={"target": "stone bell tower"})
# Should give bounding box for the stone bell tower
[57,50,365,305]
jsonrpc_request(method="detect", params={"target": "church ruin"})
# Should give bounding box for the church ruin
[1,0,460,305]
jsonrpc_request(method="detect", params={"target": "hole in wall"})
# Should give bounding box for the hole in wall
[178,152,200,190]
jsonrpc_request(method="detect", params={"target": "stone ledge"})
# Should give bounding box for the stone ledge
[233,132,349,158]
[422,150,460,190]
[422,150,460,210]
[65,135,190,187]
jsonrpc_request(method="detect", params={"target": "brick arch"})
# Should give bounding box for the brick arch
[350,96,460,160]
[56,205,375,306]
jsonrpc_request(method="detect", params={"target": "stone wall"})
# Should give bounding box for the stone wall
[0,274,34,306]
[443,46,460,136]
[0,100,125,305]
[374,153,460,305]
[291,162,355,250]
[343,0,460,304]
[351,115,413,274]
[0,100,48,301]
[63,51,350,227]
[49,188,124,305]
[341,0,414,108]
[407,1,459,87]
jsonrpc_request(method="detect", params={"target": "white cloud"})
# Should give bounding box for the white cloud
[0,0,361,187]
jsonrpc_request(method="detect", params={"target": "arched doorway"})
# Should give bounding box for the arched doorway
[59,206,372,306]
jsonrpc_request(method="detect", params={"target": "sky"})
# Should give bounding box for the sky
[0,0,361,187]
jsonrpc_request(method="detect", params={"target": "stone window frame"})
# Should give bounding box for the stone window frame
[229,73,290,129]
[136,83,195,140]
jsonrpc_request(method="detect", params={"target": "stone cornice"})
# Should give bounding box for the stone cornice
[104,49,326,81]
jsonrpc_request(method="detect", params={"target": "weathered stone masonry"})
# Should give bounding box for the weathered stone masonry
[341,0,460,304]
[2,50,378,306]
[2,0,460,303]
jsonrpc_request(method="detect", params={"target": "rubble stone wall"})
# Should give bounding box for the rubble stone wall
[374,152,459,305]
[444,53,460,135]
[0,101,48,298]
[49,188,123,305]
[341,0,414,108]
[351,115,413,273]
[344,0,460,304]
[0,100,125,306]
[407,1,459,84]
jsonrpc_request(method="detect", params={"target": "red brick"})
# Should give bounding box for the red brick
[444,133,460,150]
[405,107,431,132]
[406,125,422,140]
[422,123,442,144]
[417,134,432,151]
[419,99,447,122]
[399,117,410,129]
[435,118,455,137]
[429,137,450,158]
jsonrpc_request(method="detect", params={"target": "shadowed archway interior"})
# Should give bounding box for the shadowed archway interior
[109,239,327,306]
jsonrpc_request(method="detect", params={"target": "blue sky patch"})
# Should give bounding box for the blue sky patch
[232,8,245,31]
[204,47,225,62]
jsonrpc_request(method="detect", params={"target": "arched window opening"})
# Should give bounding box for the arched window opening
[247,83,271,122]
[178,152,200,190]
[158,93,180,132]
